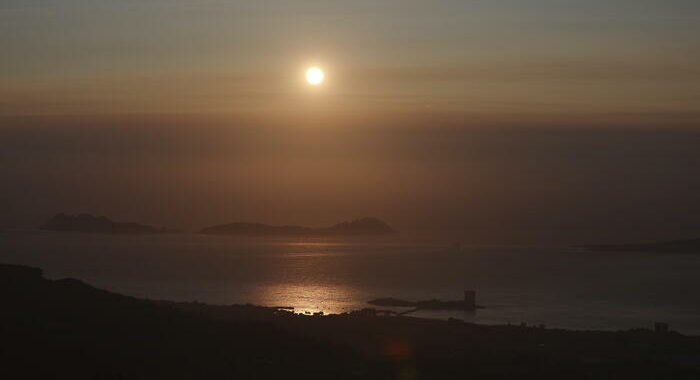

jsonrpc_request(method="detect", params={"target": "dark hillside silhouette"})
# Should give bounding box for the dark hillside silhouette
[0,264,375,379]
[3,263,700,379]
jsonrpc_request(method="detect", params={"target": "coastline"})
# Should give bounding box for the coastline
[3,263,700,378]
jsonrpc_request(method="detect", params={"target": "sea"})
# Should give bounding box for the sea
[2,230,699,334]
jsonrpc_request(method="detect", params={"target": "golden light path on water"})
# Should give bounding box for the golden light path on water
[252,283,361,315]
[244,240,364,315]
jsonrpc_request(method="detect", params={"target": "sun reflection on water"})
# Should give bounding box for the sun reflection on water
[251,283,361,315]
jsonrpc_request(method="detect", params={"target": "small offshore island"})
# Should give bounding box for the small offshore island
[368,291,483,314]
[40,213,178,234]
[581,237,700,254]
[2,263,700,379]
[200,217,395,237]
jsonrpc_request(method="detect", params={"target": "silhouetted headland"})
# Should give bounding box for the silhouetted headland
[40,213,178,234]
[581,237,700,254]
[3,263,700,379]
[200,217,395,236]
[369,291,482,313]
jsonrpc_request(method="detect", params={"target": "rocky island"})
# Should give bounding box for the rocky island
[40,213,178,234]
[368,291,482,313]
[200,217,395,236]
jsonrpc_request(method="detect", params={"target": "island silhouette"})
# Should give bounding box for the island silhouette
[581,237,700,254]
[41,213,178,234]
[200,217,395,236]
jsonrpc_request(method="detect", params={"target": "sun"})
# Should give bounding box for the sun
[305,67,325,85]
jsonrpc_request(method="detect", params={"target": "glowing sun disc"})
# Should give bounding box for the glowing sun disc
[305,67,325,85]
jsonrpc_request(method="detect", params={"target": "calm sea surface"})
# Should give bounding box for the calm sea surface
[2,231,699,334]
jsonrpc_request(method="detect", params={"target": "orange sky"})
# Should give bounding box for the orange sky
[2,1,699,127]
[2,1,699,242]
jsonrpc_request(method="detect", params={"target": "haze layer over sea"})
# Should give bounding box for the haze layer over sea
[2,231,699,334]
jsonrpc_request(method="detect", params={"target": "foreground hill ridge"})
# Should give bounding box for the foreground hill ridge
[2,262,700,379]
[200,216,396,236]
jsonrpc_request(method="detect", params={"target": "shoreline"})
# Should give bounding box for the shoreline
[3,263,700,378]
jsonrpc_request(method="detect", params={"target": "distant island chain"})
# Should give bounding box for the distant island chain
[40,213,396,237]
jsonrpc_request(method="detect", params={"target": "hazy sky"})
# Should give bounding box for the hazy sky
[2,1,699,242]
[3,0,699,124]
